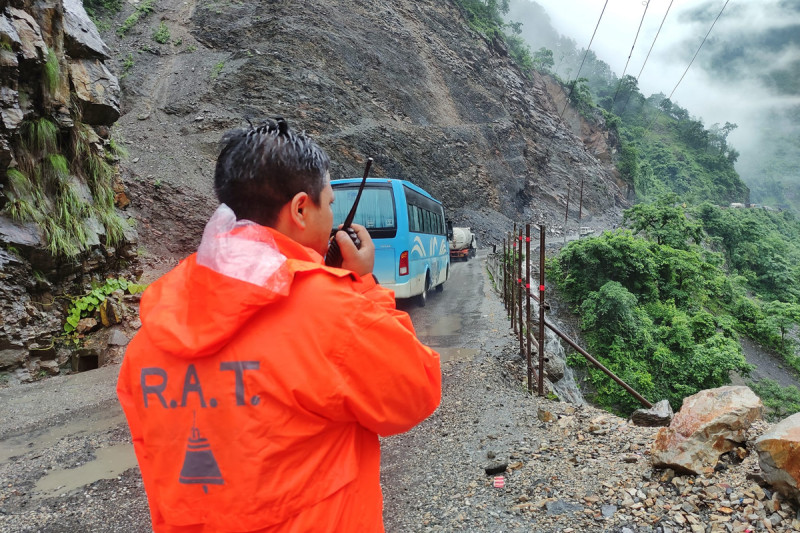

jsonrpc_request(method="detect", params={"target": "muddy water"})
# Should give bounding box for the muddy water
[33,443,137,499]
[0,402,139,499]
[0,409,126,464]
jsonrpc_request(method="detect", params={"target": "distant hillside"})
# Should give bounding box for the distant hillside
[508,0,800,213]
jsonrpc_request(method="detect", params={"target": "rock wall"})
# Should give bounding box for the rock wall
[541,76,632,202]
[0,0,133,378]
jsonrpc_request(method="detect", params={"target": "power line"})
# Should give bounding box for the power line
[559,0,610,120]
[667,0,730,101]
[647,0,731,131]
[611,0,652,105]
[637,0,675,80]
[619,0,675,116]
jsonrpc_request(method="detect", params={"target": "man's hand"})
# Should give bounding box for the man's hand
[335,223,374,277]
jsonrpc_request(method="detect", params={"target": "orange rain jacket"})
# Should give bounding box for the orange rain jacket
[117,206,442,532]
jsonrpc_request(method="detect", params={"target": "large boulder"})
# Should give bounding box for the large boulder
[69,58,120,125]
[651,386,763,474]
[0,12,22,48]
[755,413,800,505]
[62,0,110,59]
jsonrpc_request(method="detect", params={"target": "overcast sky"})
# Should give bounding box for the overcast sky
[508,0,800,182]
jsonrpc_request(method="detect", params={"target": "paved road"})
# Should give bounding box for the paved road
[399,250,501,366]
[0,253,499,532]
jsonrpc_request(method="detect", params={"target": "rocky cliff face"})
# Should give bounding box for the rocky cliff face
[0,0,133,378]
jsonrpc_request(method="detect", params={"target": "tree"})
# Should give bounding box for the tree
[623,195,703,250]
[763,301,800,351]
[567,77,594,116]
[532,47,554,72]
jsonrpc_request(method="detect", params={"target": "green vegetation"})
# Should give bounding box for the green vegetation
[552,196,800,416]
[552,230,751,414]
[120,53,135,78]
[452,0,535,78]
[532,47,554,72]
[117,0,155,37]
[153,22,170,44]
[749,379,800,422]
[83,0,123,21]
[3,117,128,257]
[44,48,60,93]
[511,29,748,206]
[64,277,147,335]
[211,61,224,79]
[23,117,59,156]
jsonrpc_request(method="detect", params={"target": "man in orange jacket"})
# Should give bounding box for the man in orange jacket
[117,118,442,532]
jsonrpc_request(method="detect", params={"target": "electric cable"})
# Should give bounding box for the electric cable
[618,0,675,116]
[667,0,730,101]
[637,0,675,80]
[646,0,731,131]
[558,0,610,120]
[611,0,652,105]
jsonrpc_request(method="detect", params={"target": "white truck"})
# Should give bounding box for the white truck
[449,226,476,261]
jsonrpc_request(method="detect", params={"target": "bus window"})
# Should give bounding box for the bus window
[332,185,397,238]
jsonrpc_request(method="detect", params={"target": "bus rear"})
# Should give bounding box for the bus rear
[330,178,449,303]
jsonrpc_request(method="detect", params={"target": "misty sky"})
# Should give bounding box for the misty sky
[508,0,800,183]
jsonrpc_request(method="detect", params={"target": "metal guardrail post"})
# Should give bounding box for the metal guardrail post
[517,229,523,356]
[511,230,517,333]
[502,238,507,311]
[498,221,653,407]
[526,224,532,394]
[538,225,545,396]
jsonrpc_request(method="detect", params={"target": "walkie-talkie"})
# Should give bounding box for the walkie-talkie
[325,157,373,268]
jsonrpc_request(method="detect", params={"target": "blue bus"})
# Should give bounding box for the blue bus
[330,178,450,306]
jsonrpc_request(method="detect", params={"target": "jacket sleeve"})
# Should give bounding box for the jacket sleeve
[328,278,442,437]
[350,272,421,337]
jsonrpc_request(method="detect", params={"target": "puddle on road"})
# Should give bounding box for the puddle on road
[436,347,480,363]
[417,315,461,337]
[34,443,137,499]
[0,410,126,464]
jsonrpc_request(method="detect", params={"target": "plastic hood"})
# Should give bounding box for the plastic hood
[138,204,293,359]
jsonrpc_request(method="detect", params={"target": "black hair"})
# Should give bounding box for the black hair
[214,117,330,226]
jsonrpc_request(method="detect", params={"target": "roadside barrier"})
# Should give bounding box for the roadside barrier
[488,223,652,408]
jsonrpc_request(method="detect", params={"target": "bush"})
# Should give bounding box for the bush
[153,22,170,44]
[749,379,800,421]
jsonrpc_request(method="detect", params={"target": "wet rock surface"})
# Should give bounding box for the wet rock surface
[98,0,627,254]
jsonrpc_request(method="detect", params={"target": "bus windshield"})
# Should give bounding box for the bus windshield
[332,185,397,238]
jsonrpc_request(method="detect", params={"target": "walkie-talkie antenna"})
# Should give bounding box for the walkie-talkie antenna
[324,157,373,268]
[341,157,373,230]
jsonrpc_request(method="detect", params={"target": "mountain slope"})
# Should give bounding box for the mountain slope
[95,0,628,259]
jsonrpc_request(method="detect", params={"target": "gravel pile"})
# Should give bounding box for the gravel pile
[380,280,800,533]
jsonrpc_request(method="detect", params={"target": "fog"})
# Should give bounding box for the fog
[508,0,800,189]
